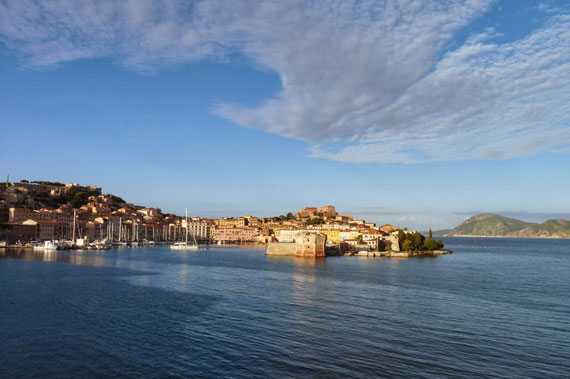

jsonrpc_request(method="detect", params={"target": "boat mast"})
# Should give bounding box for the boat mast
[185,208,188,244]
[72,209,76,243]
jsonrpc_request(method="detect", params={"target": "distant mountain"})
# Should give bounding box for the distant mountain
[436,214,570,239]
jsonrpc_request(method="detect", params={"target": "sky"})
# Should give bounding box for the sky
[1,0,569,230]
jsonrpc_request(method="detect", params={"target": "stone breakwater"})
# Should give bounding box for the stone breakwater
[266,242,297,256]
[346,249,452,258]
[266,243,452,258]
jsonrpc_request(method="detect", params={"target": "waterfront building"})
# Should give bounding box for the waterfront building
[275,229,311,242]
[295,233,326,257]
[23,219,56,241]
[213,227,258,242]
[319,229,340,243]
[339,230,360,241]
[365,238,379,251]
[6,223,36,242]
[186,220,210,242]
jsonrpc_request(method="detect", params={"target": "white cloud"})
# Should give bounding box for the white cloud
[1,0,569,163]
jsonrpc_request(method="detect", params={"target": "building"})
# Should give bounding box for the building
[23,220,56,240]
[215,217,247,228]
[319,229,340,243]
[275,229,311,242]
[186,221,210,241]
[339,230,360,241]
[138,208,161,217]
[213,227,258,242]
[31,210,55,221]
[295,233,326,257]
[318,205,336,217]
[0,223,35,242]
[9,207,31,223]
[297,207,318,218]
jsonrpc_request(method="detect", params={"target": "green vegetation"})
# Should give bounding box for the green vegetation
[399,229,444,251]
[70,192,90,208]
[306,217,325,225]
[32,180,65,186]
[111,195,125,204]
[270,213,296,222]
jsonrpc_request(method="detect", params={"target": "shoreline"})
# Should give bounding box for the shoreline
[436,235,570,240]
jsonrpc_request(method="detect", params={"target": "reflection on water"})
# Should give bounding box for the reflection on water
[291,257,327,306]
[2,248,106,267]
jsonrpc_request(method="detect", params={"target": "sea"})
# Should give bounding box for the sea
[1,237,569,378]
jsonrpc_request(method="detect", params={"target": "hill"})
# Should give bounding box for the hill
[438,214,570,239]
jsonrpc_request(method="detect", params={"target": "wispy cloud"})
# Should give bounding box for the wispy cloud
[1,0,569,163]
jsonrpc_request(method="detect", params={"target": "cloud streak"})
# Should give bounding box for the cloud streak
[1,0,569,163]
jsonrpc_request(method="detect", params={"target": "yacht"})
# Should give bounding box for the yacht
[171,208,198,250]
[33,240,59,250]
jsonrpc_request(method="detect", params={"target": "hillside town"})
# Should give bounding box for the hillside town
[0,179,443,254]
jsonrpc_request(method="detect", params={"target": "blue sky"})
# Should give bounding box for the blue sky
[1,0,569,230]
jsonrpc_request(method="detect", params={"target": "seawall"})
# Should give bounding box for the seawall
[266,242,296,256]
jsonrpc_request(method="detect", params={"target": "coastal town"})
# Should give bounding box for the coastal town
[0,179,447,257]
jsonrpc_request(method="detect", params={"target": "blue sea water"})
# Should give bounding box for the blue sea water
[1,237,569,378]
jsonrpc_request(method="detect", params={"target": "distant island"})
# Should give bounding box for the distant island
[435,214,570,239]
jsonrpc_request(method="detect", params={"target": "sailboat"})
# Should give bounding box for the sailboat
[170,208,198,250]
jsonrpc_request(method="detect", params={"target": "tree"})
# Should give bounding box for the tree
[306,217,324,225]
[411,232,425,250]
[429,229,433,239]
[111,195,125,204]
[402,239,412,251]
[437,239,444,249]
[424,237,439,250]
[70,191,90,208]
[286,212,295,220]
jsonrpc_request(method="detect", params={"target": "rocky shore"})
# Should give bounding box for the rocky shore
[266,242,452,258]
[342,249,452,258]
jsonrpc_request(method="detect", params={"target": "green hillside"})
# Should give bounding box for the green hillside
[444,214,570,238]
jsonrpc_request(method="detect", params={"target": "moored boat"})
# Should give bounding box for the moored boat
[170,208,199,251]
[33,240,59,250]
